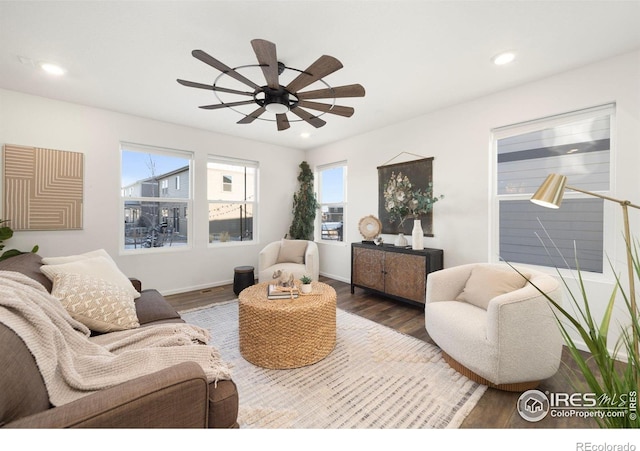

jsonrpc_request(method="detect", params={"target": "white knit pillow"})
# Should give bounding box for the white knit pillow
[41,248,113,266]
[51,273,140,332]
[41,255,140,299]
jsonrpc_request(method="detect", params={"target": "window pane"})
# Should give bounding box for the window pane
[320,166,344,203]
[499,199,604,272]
[494,106,612,273]
[208,162,255,201]
[321,206,343,241]
[497,115,610,195]
[124,200,188,249]
[208,202,254,242]
[122,150,190,197]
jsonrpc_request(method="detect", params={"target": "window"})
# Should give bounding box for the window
[223,175,233,192]
[492,104,613,273]
[121,143,192,251]
[318,162,347,242]
[208,156,258,243]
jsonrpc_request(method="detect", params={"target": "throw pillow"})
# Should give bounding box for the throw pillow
[455,265,530,310]
[41,248,113,265]
[40,255,140,299]
[276,239,308,264]
[51,272,139,332]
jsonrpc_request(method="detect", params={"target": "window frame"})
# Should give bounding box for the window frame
[120,142,194,254]
[316,161,347,244]
[207,155,259,246]
[490,104,616,278]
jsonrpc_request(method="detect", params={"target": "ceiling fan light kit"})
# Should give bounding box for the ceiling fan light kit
[177,38,365,131]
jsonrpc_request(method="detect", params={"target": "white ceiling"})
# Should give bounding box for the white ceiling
[1,1,640,150]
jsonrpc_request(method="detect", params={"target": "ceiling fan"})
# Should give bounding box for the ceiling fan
[177,39,365,131]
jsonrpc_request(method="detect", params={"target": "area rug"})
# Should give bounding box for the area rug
[181,300,487,429]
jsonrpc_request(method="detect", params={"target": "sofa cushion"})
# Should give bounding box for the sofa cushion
[276,239,307,264]
[41,255,140,299]
[455,265,529,310]
[51,272,140,333]
[209,379,239,428]
[0,252,52,292]
[134,289,182,326]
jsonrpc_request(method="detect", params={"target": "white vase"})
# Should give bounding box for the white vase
[411,219,424,250]
[394,233,408,247]
[301,283,312,294]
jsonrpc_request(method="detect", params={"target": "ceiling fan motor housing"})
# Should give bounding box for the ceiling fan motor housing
[260,86,297,113]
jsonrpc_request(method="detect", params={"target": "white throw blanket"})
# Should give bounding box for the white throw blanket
[0,270,232,406]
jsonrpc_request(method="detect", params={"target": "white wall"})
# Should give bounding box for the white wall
[307,50,640,353]
[0,89,304,294]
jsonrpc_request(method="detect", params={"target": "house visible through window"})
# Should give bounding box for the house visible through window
[223,175,232,192]
[492,104,613,273]
[318,162,347,242]
[208,157,257,243]
[121,143,192,251]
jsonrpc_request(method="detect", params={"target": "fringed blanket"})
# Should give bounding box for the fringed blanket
[0,270,232,406]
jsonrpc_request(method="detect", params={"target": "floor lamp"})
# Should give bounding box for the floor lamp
[530,173,639,365]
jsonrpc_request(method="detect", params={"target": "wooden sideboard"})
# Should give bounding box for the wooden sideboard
[350,243,443,305]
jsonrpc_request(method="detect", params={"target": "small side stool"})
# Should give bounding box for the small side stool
[233,266,255,296]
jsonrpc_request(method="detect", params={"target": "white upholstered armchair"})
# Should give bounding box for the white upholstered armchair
[258,239,319,283]
[424,263,563,391]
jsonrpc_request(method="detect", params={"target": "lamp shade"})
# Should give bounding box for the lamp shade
[530,173,567,209]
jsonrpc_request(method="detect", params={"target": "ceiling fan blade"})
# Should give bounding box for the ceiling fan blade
[251,39,279,90]
[296,84,366,100]
[199,100,256,110]
[286,55,343,93]
[290,107,326,128]
[276,113,290,131]
[177,79,254,96]
[192,49,260,90]
[297,100,354,117]
[237,107,267,124]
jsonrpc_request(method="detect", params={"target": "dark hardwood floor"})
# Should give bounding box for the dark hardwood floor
[165,276,598,429]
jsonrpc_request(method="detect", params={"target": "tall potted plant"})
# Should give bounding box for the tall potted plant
[509,241,639,428]
[288,161,318,240]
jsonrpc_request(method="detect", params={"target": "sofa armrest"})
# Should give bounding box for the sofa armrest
[258,241,281,279]
[6,362,209,428]
[486,272,563,345]
[425,264,473,305]
[129,278,142,293]
[304,241,320,281]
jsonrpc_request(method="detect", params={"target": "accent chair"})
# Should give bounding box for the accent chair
[258,239,319,283]
[424,263,563,391]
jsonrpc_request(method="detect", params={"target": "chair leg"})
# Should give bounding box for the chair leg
[441,351,541,392]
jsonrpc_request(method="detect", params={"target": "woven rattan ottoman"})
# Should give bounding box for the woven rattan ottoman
[238,281,337,369]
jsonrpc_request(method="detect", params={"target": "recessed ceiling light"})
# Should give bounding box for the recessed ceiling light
[492,51,516,66]
[300,132,311,139]
[40,62,66,76]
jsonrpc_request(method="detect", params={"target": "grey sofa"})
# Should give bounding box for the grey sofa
[0,253,238,428]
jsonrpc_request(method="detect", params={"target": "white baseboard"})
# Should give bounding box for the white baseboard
[160,279,234,296]
[320,271,349,284]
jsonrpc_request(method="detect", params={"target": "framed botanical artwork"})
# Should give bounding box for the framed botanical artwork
[377,157,435,236]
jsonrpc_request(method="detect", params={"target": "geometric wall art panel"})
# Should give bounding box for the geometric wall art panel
[3,144,84,230]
